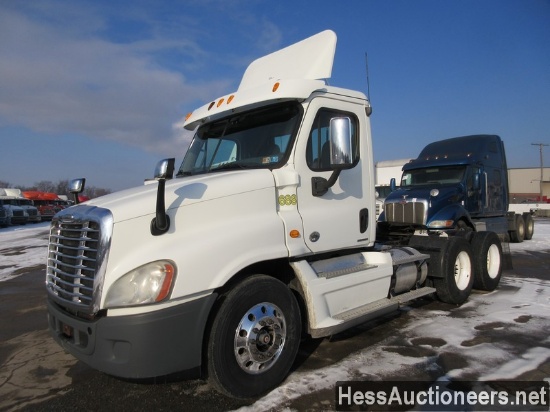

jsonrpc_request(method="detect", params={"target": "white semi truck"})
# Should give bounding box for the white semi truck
[46,31,503,398]
[0,188,30,225]
[1,188,41,223]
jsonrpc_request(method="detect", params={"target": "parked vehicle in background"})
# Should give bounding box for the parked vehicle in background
[0,197,28,225]
[22,191,58,221]
[0,207,8,227]
[378,135,534,243]
[1,189,41,223]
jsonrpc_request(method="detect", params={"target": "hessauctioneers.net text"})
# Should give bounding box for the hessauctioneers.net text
[335,380,549,411]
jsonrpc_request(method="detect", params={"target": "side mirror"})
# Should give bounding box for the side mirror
[329,117,353,168]
[154,158,175,180]
[311,117,354,197]
[390,178,396,192]
[69,178,86,204]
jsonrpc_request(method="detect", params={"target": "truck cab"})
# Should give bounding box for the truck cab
[1,188,41,223]
[0,190,29,225]
[22,191,57,221]
[378,135,534,242]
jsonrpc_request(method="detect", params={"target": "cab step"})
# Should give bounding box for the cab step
[310,286,436,338]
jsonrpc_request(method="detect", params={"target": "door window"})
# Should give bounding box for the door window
[306,109,359,171]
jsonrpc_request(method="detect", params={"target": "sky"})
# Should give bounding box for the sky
[1,0,549,192]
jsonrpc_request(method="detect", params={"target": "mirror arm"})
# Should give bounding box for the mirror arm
[151,158,175,236]
[312,169,342,197]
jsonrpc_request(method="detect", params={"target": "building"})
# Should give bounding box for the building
[508,167,550,203]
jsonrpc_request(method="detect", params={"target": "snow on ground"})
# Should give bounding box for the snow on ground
[0,222,50,282]
[240,221,550,411]
[1,219,549,411]
[241,276,550,411]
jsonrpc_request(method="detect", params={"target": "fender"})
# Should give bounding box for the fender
[427,203,473,230]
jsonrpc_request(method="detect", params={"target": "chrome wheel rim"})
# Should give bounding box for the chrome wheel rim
[234,302,286,374]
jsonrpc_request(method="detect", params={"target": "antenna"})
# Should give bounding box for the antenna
[365,52,371,102]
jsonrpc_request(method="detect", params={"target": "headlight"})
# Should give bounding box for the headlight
[428,220,454,228]
[105,260,176,308]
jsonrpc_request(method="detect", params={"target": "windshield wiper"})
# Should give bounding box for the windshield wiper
[210,162,257,172]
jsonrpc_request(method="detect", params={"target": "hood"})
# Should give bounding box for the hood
[386,185,466,219]
[81,169,275,224]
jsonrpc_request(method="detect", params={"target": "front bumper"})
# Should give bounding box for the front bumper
[47,293,217,378]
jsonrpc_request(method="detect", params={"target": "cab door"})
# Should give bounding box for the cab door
[294,98,373,253]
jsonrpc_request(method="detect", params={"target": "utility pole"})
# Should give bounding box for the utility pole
[531,143,549,201]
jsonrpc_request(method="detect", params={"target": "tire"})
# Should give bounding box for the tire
[433,237,474,305]
[207,275,301,399]
[523,214,534,240]
[471,231,503,291]
[509,214,525,243]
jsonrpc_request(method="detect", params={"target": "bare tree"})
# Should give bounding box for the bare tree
[34,181,57,193]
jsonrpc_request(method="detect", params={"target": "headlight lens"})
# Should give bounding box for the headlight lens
[105,260,176,308]
[428,220,454,228]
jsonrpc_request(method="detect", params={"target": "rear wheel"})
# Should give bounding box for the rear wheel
[471,231,503,291]
[510,214,525,243]
[433,237,474,305]
[207,275,301,399]
[523,214,534,240]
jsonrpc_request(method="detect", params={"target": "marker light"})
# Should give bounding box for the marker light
[208,101,216,110]
[272,82,280,92]
[217,98,225,107]
[227,95,235,104]
[290,230,301,238]
[185,112,192,121]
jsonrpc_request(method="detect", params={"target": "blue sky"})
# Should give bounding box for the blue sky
[1,0,549,191]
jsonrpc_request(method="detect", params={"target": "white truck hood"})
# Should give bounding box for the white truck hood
[82,169,276,224]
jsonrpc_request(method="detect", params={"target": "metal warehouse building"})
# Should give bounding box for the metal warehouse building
[508,167,550,203]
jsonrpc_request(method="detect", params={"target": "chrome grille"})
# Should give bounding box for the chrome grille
[47,221,99,307]
[384,199,428,225]
[46,206,112,314]
[375,201,382,219]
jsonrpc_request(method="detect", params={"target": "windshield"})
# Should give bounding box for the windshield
[401,166,467,187]
[177,102,302,176]
[375,186,393,199]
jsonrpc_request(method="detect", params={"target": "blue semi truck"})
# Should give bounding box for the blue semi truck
[378,134,534,243]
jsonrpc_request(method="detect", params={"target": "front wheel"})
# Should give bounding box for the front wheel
[433,237,474,305]
[471,231,503,291]
[207,275,301,399]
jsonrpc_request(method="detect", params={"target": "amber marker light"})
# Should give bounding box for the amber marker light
[272,82,280,92]
[289,230,300,238]
[208,101,216,110]
[184,112,192,121]
[217,98,225,107]
[227,95,235,104]
[156,263,175,302]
